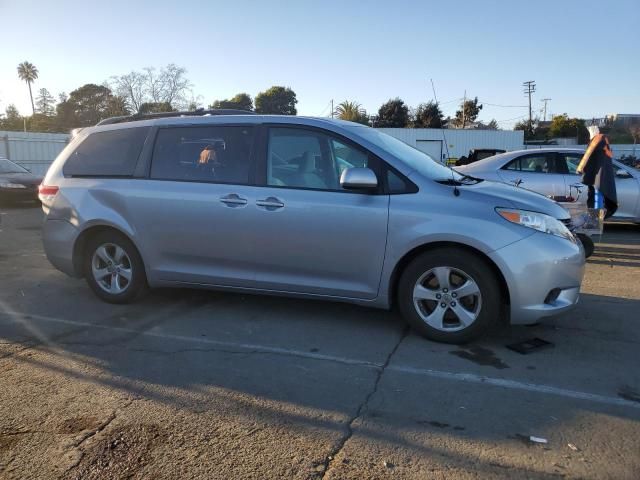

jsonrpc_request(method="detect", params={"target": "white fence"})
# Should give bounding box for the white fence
[0,131,70,176]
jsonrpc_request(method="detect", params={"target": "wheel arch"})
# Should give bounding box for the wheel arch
[388,241,511,312]
[72,224,145,278]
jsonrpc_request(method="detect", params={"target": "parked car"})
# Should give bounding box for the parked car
[0,157,43,204]
[455,148,506,166]
[456,148,640,223]
[40,112,585,343]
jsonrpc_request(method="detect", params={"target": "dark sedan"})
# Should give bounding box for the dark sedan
[0,158,43,204]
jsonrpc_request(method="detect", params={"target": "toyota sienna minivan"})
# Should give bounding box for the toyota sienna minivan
[40,111,585,343]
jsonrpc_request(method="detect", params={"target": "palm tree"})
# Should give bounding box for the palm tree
[334,100,368,124]
[17,61,39,115]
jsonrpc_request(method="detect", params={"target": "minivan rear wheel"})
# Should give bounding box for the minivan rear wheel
[397,248,501,343]
[83,231,147,303]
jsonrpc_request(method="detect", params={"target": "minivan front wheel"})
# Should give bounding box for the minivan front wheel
[83,231,146,303]
[398,248,501,343]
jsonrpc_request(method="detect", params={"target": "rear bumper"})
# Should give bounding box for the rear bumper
[0,188,38,202]
[488,231,585,325]
[42,219,80,277]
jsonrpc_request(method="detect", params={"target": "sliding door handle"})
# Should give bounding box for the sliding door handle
[256,197,284,210]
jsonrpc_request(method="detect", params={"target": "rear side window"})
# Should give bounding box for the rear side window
[150,126,254,184]
[63,127,149,177]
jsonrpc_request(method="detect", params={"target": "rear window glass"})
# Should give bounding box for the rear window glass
[63,127,150,177]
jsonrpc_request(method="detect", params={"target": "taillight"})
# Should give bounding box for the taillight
[38,184,59,202]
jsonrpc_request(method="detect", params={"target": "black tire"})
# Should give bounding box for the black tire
[576,234,594,258]
[83,230,147,304]
[397,248,502,344]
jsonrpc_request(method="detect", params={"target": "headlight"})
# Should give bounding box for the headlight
[496,208,576,243]
[0,183,27,189]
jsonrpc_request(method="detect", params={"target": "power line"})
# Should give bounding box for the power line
[317,100,331,117]
[494,114,528,124]
[477,100,528,108]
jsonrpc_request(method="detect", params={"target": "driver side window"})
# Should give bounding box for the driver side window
[266,128,369,191]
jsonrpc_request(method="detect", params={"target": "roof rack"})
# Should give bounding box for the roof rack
[96,108,255,126]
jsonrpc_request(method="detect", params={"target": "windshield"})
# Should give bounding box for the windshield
[0,158,29,174]
[352,127,462,180]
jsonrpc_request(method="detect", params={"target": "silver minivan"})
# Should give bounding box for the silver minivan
[40,112,585,343]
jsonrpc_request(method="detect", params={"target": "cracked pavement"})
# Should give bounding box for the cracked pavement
[1,206,640,479]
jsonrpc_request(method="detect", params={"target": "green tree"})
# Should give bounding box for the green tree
[333,100,369,124]
[548,114,589,144]
[412,101,443,128]
[376,98,409,128]
[58,84,128,127]
[0,105,24,131]
[17,61,39,115]
[255,86,297,115]
[35,88,56,116]
[210,93,253,111]
[138,102,174,114]
[452,97,483,128]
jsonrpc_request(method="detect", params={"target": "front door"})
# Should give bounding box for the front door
[245,126,389,300]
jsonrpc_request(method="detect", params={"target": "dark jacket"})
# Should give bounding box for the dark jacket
[578,134,618,217]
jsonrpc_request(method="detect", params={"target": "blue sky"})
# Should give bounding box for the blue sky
[1,0,638,127]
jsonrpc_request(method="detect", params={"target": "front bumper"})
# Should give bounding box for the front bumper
[42,219,80,277]
[488,231,585,325]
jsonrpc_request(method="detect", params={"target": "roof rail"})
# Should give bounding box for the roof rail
[96,108,255,126]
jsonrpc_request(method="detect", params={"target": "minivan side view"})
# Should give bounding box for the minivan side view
[40,112,585,343]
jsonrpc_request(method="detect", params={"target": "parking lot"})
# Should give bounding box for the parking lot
[0,205,639,479]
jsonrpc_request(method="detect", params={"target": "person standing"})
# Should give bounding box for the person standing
[576,126,618,218]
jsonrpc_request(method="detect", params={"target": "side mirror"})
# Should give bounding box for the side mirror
[340,167,378,190]
[616,168,632,178]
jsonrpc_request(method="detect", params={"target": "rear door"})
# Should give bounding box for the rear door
[497,152,567,198]
[242,125,390,299]
[128,124,263,286]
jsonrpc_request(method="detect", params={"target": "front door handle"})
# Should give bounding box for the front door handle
[256,197,284,210]
[220,194,247,207]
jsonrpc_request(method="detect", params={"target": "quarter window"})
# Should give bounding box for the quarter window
[150,126,254,184]
[63,127,150,177]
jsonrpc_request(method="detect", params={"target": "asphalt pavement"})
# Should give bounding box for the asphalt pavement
[1,205,639,479]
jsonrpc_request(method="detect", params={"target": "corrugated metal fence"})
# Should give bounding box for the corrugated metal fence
[0,130,70,176]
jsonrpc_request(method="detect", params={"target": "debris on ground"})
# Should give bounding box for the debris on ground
[506,338,554,355]
[568,443,579,451]
[65,424,165,480]
[529,436,548,444]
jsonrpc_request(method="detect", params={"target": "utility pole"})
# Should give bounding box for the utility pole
[523,81,536,131]
[462,90,466,129]
[330,99,334,119]
[541,98,551,122]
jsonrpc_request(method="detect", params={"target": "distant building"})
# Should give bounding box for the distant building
[605,114,640,126]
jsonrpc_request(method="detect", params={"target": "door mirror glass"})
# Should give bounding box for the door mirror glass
[616,168,632,178]
[340,167,378,190]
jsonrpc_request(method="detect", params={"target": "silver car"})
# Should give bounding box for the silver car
[40,113,585,343]
[456,148,640,223]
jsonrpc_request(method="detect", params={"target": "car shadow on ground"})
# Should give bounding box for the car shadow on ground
[1,286,639,452]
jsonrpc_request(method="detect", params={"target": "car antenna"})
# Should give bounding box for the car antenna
[430,78,459,197]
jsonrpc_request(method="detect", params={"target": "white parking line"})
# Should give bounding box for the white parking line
[2,311,639,410]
